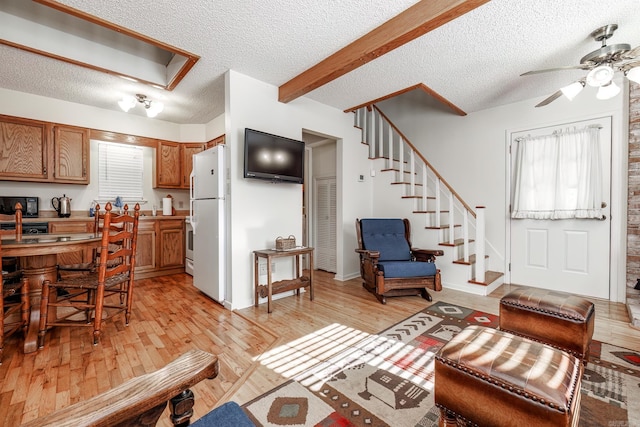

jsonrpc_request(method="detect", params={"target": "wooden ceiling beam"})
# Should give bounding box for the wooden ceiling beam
[278,0,490,103]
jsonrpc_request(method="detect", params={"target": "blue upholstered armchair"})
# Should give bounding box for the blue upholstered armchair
[355,218,443,304]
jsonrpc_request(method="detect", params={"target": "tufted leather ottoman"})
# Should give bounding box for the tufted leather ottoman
[435,325,583,427]
[499,288,595,363]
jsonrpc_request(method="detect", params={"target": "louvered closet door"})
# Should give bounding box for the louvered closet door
[314,177,336,272]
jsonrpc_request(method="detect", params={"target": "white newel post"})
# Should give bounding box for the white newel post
[476,206,486,283]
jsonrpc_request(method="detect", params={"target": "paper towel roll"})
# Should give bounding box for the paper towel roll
[162,197,172,216]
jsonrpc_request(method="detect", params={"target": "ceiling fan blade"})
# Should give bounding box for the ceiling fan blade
[623,45,640,59]
[521,65,590,76]
[535,90,563,108]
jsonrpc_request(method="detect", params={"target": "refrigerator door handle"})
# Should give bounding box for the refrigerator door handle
[189,170,195,200]
[190,200,197,235]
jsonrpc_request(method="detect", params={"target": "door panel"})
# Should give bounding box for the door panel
[509,117,611,299]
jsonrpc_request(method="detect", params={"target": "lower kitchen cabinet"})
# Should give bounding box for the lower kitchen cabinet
[49,220,95,266]
[135,221,157,274]
[134,218,185,279]
[159,219,185,269]
[46,217,184,279]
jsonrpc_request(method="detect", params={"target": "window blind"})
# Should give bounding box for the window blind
[98,141,144,200]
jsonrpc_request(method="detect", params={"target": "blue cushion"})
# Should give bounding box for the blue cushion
[378,260,437,278]
[360,219,411,261]
[192,402,255,427]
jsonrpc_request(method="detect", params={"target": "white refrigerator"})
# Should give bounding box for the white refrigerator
[190,145,226,303]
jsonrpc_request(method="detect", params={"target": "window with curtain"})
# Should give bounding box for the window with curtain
[98,141,144,200]
[511,126,603,220]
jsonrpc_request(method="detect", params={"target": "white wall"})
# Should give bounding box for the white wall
[224,70,369,309]
[377,83,627,299]
[0,87,225,215]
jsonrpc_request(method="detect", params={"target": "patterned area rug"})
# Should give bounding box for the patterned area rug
[242,301,640,426]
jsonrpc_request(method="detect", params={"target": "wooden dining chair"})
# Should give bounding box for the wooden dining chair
[38,202,141,347]
[56,203,107,278]
[1,213,29,364]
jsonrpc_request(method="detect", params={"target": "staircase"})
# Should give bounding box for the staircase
[353,105,504,295]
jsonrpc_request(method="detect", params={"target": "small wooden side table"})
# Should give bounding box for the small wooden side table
[253,247,314,313]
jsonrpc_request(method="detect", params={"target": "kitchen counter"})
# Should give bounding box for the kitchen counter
[1,210,189,224]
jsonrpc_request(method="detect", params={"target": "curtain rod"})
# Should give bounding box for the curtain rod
[514,124,602,142]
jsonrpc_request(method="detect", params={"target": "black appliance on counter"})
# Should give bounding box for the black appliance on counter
[0,222,49,234]
[0,196,39,217]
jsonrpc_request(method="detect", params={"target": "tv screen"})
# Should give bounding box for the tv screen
[244,128,305,184]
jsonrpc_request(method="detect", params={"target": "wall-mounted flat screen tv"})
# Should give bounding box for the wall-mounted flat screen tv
[243,128,305,184]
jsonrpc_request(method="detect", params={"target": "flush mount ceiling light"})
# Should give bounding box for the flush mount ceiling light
[522,24,640,107]
[118,94,164,118]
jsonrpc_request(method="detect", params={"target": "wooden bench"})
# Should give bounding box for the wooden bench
[23,349,219,427]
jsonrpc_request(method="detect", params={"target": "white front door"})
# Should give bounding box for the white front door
[509,117,611,299]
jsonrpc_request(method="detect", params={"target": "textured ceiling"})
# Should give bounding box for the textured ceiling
[1,0,639,124]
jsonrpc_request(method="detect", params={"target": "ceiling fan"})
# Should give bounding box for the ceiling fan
[521,24,640,107]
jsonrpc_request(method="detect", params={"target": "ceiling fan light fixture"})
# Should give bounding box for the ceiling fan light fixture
[560,81,585,100]
[627,67,640,84]
[586,64,615,87]
[596,81,620,100]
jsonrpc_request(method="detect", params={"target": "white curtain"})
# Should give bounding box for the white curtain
[512,126,603,220]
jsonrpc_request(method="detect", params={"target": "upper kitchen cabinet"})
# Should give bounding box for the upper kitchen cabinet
[0,115,49,181]
[181,143,205,188]
[206,134,225,149]
[154,141,205,189]
[155,140,181,188]
[53,125,90,184]
[0,115,90,184]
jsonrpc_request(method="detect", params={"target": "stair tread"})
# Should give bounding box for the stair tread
[468,271,504,286]
[402,195,433,199]
[426,224,461,229]
[414,210,450,214]
[439,238,474,247]
[453,254,488,265]
[391,182,424,186]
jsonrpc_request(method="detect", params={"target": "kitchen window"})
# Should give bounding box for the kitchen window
[98,141,144,200]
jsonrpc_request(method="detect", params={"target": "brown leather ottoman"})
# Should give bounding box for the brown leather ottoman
[499,288,595,363]
[435,325,583,427]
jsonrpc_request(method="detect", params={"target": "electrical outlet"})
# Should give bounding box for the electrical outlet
[178,201,184,208]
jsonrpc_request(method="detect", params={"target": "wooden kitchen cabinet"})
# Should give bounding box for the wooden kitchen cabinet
[53,125,90,184]
[155,140,181,188]
[0,115,49,181]
[181,143,205,188]
[49,220,95,266]
[159,219,185,268]
[134,218,185,279]
[155,140,205,189]
[205,134,225,149]
[135,220,157,274]
[0,115,90,184]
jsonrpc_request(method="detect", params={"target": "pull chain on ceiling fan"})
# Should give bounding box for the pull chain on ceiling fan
[521,24,640,107]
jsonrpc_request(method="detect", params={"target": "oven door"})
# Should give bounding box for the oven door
[185,219,194,275]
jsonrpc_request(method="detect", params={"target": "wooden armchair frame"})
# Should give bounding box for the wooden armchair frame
[22,349,219,427]
[355,218,443,304]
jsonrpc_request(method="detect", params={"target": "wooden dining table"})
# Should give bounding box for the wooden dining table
[2,232,102,353]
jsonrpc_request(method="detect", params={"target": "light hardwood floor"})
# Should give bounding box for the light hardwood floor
[1,271,639,425]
